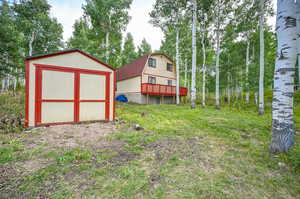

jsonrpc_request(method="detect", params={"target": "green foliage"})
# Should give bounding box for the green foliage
[14,0,64,55]
[0,0,63,86]
[0,0,23,78]
[137,38,152,57]
[71,0,133,68]
[121,32,137,66]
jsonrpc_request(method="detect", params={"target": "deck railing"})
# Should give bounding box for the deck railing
[141,83,188,96]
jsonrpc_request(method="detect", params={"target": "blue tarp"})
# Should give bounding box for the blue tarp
[116,94,128,102]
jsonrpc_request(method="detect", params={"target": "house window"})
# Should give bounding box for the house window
[167,80,172,86]
[148,58,156,68]
[167,63,173,72]
[148,76,156,84]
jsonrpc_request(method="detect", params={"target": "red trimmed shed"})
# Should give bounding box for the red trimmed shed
[25,49,116,127]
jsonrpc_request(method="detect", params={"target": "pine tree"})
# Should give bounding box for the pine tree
[137,38,152,57]
[121,33,137,66]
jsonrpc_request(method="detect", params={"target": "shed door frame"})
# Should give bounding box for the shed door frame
[34,64,111,126]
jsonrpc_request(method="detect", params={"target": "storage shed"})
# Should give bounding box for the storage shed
[25,49,116,127]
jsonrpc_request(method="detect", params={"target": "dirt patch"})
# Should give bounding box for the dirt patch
[17,158,52,175]
[146,137,223,173]
[25,122,120,149]
[0,164,24,198]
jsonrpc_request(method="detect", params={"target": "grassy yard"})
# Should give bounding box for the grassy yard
[0,91,300,199]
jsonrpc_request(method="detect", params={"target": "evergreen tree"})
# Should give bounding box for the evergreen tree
[137,38,152,57]
[121,33,137,66]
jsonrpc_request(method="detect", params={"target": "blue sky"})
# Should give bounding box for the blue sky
[48,0,164,50]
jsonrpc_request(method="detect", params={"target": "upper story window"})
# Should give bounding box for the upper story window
[148,76,156,84]
[167,80,172,86]
[167,63,173,72]
[148,58,156,68]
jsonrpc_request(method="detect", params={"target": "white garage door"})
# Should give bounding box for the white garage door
[35,65,110,126]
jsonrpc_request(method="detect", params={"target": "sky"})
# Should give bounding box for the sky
[48,0,163,50]
[48,0,276,51]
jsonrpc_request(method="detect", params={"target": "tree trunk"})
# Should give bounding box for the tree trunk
[258,0,265,115]
[29,31,35,56]
[176,28,180,105]
[246,40,250,103]
[270,0,298,153]
[1,78,6,93]
[105,31,110,62]
[255,92,258,105]
[191,0,197,109]
[201,30,206,107]
[227,73,231,105]
[184,58,187,88]
[215,2,221,109]
[298,58,300,89]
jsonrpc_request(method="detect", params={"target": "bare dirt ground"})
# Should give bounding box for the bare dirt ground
[0,122,131,198]
[25,122,120,149]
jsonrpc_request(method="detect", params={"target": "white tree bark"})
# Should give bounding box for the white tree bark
[270,0,299,153]
[105,31,110,62]
[13,68,17,91]
[201,32,206,107]
[227,73,231,105]
[191,0,197,109]
[184,58,187,88]
[298,58,300,89]
[176,28,180,105]
[255,92,258,105]
[245,40,250,103]
[258,0,265,115]
[29,31,35,56]
[1,78,6,93]
[215,2,221,109]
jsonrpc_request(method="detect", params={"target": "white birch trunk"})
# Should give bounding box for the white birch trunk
[202,33,206,107]
[227,73,230,105]
[255,92,258,105]
[215,2,221,109]
[258,0,265,115]
[246,40,250,103]
[184,58,187,88]
[176,28,180,105]
[29,31,35,56]
[298,58,300,89]
[191,0,197,109]
[270,0,299,153]
[105,31,110,62]
[1,78,6,93]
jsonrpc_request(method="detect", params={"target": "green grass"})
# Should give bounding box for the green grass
[1,91,300,198]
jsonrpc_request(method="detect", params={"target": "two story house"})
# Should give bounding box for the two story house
[116,53,187,104]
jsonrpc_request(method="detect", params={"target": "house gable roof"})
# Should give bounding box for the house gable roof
[25,48,115,71]
[117,53,173,81]
[117,54,149,81]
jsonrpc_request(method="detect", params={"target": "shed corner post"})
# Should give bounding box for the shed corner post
[25,59,30,127]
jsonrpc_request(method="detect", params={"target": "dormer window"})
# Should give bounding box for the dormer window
[148,58,156,68]
[167,63,173,72]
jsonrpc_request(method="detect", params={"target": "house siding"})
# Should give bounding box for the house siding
[142,54,176,86]
[116,76,141,94]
